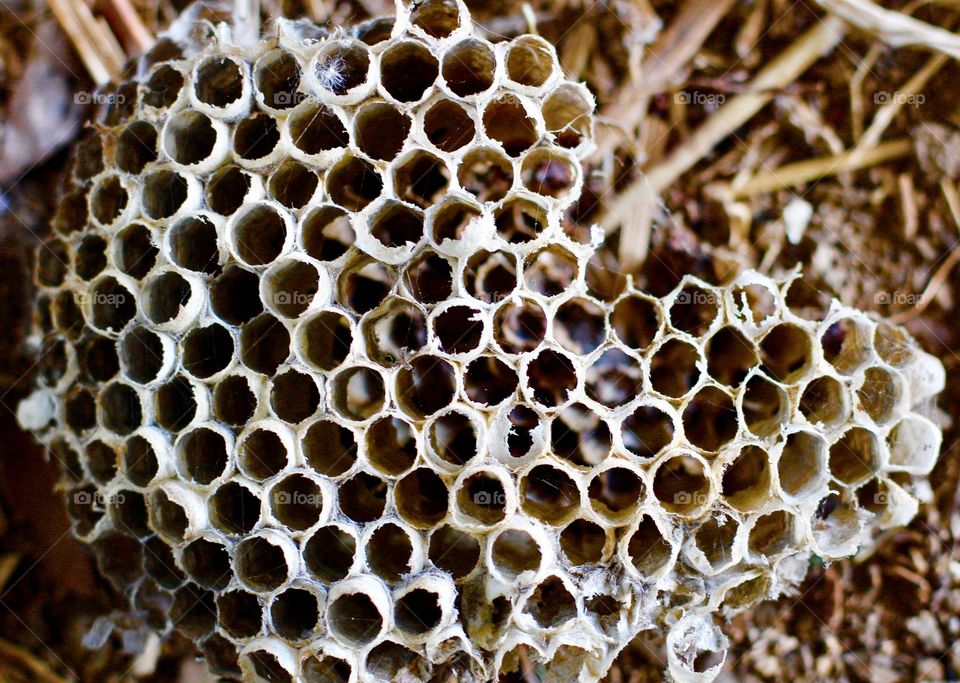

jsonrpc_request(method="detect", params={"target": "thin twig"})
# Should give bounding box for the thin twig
[731,138,911,197]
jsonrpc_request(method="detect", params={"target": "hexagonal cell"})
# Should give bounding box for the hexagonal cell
[741,373,787,437]
[393,152,449,209]
[694,514,739,570]
[542,84,592,148]
[168,216,220,274]
[314,41,370,95]
[209,481,260,535]
[404,249,454,304]
[52,190,87,236]
[653,454,710,515]
[86,439,118,483]
[183,323,233,378]
[64,386,97,433]
[263,259,320,318]
[270,473,323,530]
[339,255,396,314]
[246,649,293,683]
[887,415,941,472]
[410,0,460,36]
[821,316,873,375]
[705,326,757,387]
[525,349,578,407]
[233,113,280,162]
[873,321,915,368]
[722,445,772,512]
[395,586,443,636]
[53,291,84,339]
[464,249,517,303]
[154,376,197,432]
[721,574,772,613]
[429,525,480,579]
[626,516,672,576]
[181,538,231,590]
[483,96,537,156]
[122,434,159,487]
[177,426,228,484]
[524,576,576,629]
[271,587,320,640]
[149,489,189,541]
[231,204,288,266]
[269,160,319,209]
[650,338,701,398]
[499,404,542,459]
[301,205,354,262]
[760,323,813,383]
[585,349,643,409]
[457,147,513,202]
[255,50,302,109]
[238,426,290,481]
[304,525,356,583]
[588,467,644,522]
[442,39,495,97]
[396,468,448,527]
[554,297,605,354]
[669,285,720,337]
[506,36,555,88]
[811,493,864,557]
[288,103,349,155]
[380,40,439,103]
[463,355,519,407]
[857,366,902,424]
[493,298,546,354]
[213,374,257,425]
[99,381,142,436]
[367,415,418,474]
[331,365,386,421]
[144,64,184,108]
[429,196,482,246]
[552,403,611,467]
[218,588,263,639]
[303,419,357,477]
[115,120,158,174]
[89,276,137,333]
[396,355,456,418]
[491,527,543,578]
[521,149,578,199]
[302,655,351,683]
[681,386,738,453]
[194,55,244,107]
[367,522,415,583]
[520,464,580,525]
[797,375,847,428]
[338,472,387,523]
[778,430,827,498]
[240,313,291,375]
[270,369,320,423]
[495,197,547,243]
[92,531,144,588]
[427,410,478,467]
[366,641,423,680]
[431,304,484,355]
[747,510,796,557]
[354,101,411,162]
[75,234,108,281]
[370,200,426,250]
[209,265,262,327]
[424,99,475,152]
[164,110,218,166]
[67,484,104,535]
[559,519,606,565]
[205,165,254,216]
[829,427,880,485]
[621,404,674,459]
[143,270,194,327]
[328,590,385,646]
[456,469,509,525]
[235,536,291,592]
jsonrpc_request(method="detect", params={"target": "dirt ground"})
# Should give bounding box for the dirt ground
[1,0,960,681]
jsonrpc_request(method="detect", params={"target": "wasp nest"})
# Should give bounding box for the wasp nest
[17,0,947,681]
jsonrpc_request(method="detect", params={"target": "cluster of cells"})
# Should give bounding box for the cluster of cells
[20,0,945,681]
